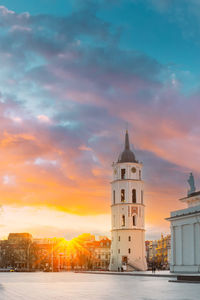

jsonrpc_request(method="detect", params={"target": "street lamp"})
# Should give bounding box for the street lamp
[51,242,54,272]
[59,253,64,271]
[27,243,31,271]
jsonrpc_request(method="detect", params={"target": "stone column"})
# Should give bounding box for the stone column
[196,222,200,265]
[170,225,175,266]
[192,223,195,266]
[180,225,183,265]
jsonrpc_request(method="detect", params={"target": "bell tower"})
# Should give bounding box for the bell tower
[109,131,147,271]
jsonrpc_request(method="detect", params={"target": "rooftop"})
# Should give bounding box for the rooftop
[180,190,200,201]
[118,130,138,163]
[166,204,200,220]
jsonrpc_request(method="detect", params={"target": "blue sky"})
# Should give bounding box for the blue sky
[0,0,200,239]
[2,0,200,92]
[0,0,73,16]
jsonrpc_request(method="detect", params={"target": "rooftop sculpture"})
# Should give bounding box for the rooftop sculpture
[187,172,196,196]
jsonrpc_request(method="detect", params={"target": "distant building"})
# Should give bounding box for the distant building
[109,131,147,271]
[93,238,111,270]
[0,233,32,270]
[30,239,54,271]
[156,234,171,269]
[0,233,111,271]
[76,235,111,270]
[8,233,32,244]
[145,234,171,270]
[167,174,200,273]
[145,240,158,266]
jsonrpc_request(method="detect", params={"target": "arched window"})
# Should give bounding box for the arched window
[121,189,125,202]
[141,190,144,205]
[128,236,131,242]
[139,170,141,180]
[132,189,136,203]
[122,215,125,227]
[118,249,120,254]
[121,169,126,179]
[133,216,136,226]
[128,248,131,254]
[118,236,120,242]
[113,190,115,204]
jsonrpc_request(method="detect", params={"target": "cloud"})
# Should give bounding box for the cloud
[0,6,14,16]
[0,2,199,238]
[37,115,51,123]
[0,206,110,240]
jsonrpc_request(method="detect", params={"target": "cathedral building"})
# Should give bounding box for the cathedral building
[167,173,200,273]
[109,131,147,271]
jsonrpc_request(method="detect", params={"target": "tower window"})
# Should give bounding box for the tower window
[132,189,136,203]
[118,236,120,242]
[121,169,126,179]
[128,248,131,254]
[133,216,136,226]
[113,190,115,204]
[139,170,141,180]
[128,236,131,242]
[122,215,125,227]
[118,249,120,254]
[121,189,125,202]
[141,190,143,205]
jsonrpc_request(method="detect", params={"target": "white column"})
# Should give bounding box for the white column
[192,223,195,265]
[196,222,200,265]
[193,223,196,266]
[170,225,175,266]
[180,225,183,265]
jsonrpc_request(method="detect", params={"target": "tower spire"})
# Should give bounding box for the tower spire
[118,130,137,163]
[125,130,130,150]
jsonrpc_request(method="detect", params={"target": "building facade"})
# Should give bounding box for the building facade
[167,182,200,273]
[145,234,171,270]
[156,234,171,269]
[0,233,111,271]
[93,238,111,270]
[0,233,32,270]
[109,131,147,271]
[74,234,111,270]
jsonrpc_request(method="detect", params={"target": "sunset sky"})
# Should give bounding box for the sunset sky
[0,0,199,240]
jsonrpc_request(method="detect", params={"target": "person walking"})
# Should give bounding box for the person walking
[152,263,156,274]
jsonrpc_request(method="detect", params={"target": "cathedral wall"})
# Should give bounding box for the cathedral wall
[170,211,200,273]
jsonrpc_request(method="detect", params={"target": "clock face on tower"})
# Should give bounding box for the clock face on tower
[131,167,136,173]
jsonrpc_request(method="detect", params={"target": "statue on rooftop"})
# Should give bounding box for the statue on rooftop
[187,172,196,196]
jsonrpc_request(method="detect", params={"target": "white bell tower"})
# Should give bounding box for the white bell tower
[109,131,147,271]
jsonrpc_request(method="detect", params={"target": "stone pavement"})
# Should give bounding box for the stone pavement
[76,270,200,278]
